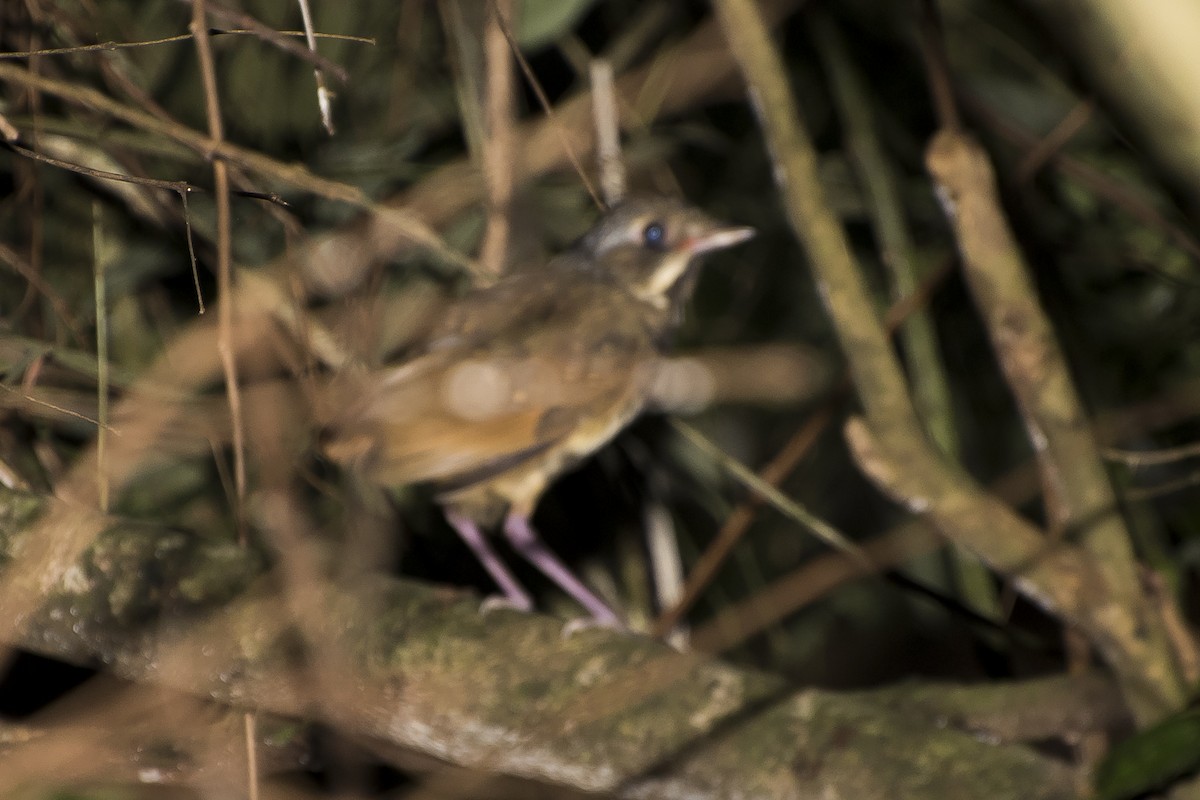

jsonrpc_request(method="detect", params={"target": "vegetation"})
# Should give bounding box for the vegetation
[1,0,1199,797]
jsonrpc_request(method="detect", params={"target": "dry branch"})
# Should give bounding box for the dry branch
[712,0,1187,722]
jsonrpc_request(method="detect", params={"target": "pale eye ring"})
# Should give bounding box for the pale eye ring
[642,221,667,250]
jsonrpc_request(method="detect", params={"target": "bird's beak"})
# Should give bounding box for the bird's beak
[683,224,756,255]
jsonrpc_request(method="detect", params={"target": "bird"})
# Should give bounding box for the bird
[319,197,754,627]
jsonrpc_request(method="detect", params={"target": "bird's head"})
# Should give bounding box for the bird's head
[578,198,755,308]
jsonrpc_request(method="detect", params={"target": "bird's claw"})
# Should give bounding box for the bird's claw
[561,614,627,638]
[480,594,533,615]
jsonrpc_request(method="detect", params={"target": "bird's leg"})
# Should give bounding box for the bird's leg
[445,511,533,612]
[502,512,623,627]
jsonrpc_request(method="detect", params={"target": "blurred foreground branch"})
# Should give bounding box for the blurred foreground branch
[1018,0,1200,220]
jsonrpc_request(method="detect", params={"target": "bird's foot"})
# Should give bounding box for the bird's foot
[480,594,534,615]
[561,612,627,638]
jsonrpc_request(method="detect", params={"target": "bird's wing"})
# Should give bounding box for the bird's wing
[319,279,658,489]
[417,270,574,353]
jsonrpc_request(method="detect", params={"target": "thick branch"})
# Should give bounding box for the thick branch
[925,131,1189,717]
[0,488,1078,799]
[711,0,1184,719]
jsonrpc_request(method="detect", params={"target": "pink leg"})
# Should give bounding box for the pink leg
[503,513,622,626]
[446,511,533,611]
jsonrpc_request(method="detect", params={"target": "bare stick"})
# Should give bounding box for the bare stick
[492,9,603,209]
[591,59,624,206]
[295,0,336,134]
[190,0,245,527]
[479,0,516,277]
[91,204,109,513]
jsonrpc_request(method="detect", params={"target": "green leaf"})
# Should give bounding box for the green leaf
[516,0,597,50]
[1095,709,1200,800]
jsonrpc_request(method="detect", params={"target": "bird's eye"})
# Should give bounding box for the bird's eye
[642,221,667,250]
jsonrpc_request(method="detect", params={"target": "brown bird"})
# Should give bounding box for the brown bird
[321,197,754,626]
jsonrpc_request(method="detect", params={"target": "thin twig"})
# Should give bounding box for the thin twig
[591,59,624,207]
[0,62,474,275]
[6,138,206,301]
[0,111,17,140]
[295,0,336,133]
[243,710,259,800]
[190,0,354,81]
[671,420,868,566]
[5,139,196,191]
[1106,441,1200,468]
[651,260,951,637]
[0,384,112,432]
[0,240,86,346]
[192,9,255,792]
[479,0,516,277]
[1120,471,1200,502]
[178,190,205,314]
[189,0,246,529]
[0,30,368,71]
[691,525,935,653]
[91,204,109,513]
[652,405,834,637]
[968,94,1200,267]
[915,0,961,132]
[492,8,603,209]
[1016,99,1094,183]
